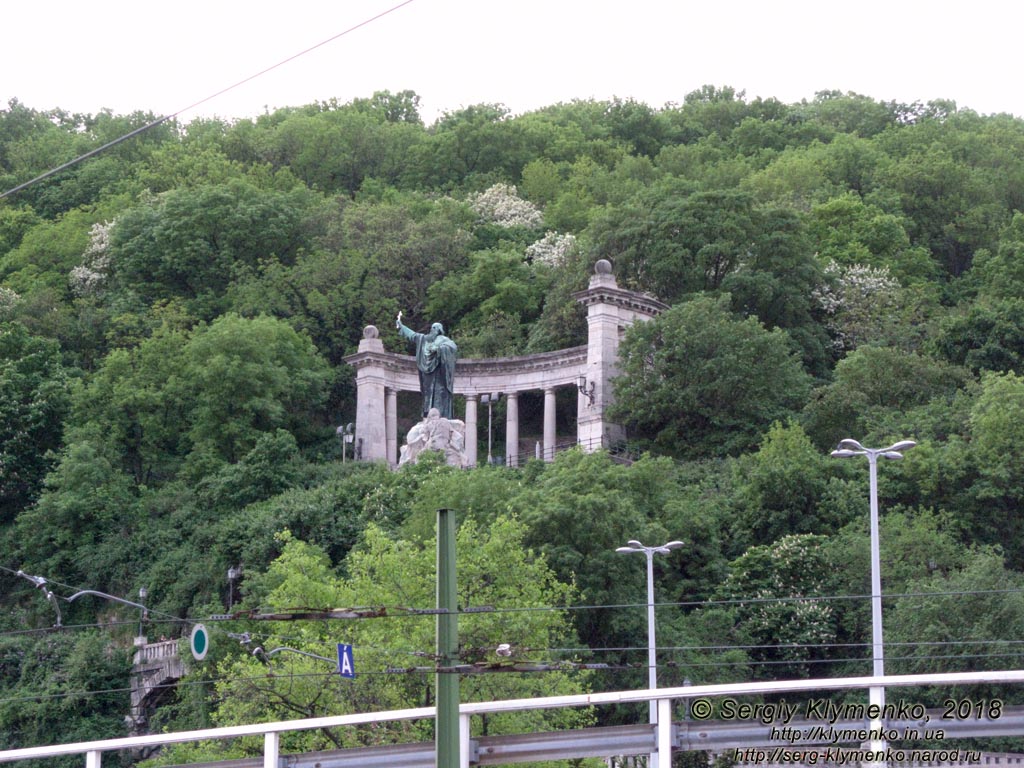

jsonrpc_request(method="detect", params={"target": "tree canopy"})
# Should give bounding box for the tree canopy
[611,294,812,458]
[4,87,1024,756]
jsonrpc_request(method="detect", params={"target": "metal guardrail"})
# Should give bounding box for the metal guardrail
[150,714,1024,768]
[507,436,640,466]
[4,670,1024,768]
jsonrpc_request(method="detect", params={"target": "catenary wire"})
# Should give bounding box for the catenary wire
[7,566,1024,672]
[6,648,1024,709]
[0,0,418,201]
[6,556,1024,638]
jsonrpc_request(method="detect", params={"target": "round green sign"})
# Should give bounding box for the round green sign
[190,623,209,661]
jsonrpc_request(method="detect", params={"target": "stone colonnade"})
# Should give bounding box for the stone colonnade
[344,260,667,467]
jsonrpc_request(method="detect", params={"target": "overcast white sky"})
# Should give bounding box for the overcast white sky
[3,0,1022,125]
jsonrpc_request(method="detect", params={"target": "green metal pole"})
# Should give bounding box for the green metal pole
[436,508,459,768]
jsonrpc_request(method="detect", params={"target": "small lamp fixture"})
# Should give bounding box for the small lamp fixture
[577,375,595,405]
[136,586,149,646]
[227,566,242,608]
[337,423,355,463]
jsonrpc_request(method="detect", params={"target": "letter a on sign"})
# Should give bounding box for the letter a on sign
[337,643,355,679]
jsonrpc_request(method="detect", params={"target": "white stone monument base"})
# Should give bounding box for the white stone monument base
[398,408,469,468]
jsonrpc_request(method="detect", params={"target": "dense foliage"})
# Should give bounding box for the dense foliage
[4,87,1024,759]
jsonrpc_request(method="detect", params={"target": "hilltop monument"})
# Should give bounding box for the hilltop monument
[346,262,668,467]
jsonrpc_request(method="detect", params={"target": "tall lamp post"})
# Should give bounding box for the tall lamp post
[831,437,915,754]
[136,586,148,645]
[616,539,684,768]
[227,566,242,609]
[481,392,501,465]
[336,423,354,463]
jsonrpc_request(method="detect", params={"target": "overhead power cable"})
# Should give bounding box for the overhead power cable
[0,0,418,201]
[201,584,1024,623]
[6,646,1024,709]
[7,558,1024,636]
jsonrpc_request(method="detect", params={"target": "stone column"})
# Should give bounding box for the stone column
[579,263,623,451]
[505,392,519,467]
[464,395,479,467]
[573,260,667,453]
[350,326,388,462]
[385,388,398,467]
[543,387,557,462]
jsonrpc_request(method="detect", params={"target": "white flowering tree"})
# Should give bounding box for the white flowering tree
[525,230,577,266]
[0,286,19,317]
[69,220,115,297]
[714,534,837,680]
[467,183,543,229]
[813,259,903,352]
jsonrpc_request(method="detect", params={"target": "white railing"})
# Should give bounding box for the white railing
[132,639,180,665]
[3,670,1024,768]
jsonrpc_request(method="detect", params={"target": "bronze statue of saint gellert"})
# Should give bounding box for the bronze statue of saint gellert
[397,312,458,419]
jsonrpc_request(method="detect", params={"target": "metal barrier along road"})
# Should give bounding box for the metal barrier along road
[3,670,1024,768]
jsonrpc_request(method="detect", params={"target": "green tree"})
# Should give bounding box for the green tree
[801,346,971,451]
[799,91,901,137]
[886,550,1024,705]
[963,371,1024,563]
[970,211,1024,299]
[0,322,70,520]
[0,204,117,296]
[667,85,756,143]
[720,206,830,374]
[12,313,331,592]
[0,205,41,255]
[173,518,590,757]
[519,157,564,205]
[425,246,551,356]
[524,243,590,353]
[807,194,937,283]
[195,429,306,512]
[603,97,669,158]
[932,214,1024,373]
[314,194,473,335]
[65,322,193,486]
[728,422,837,549]
[408,103,529,189]
[932,298,1024,374]
[212,460,410,570]
[740,144,839,208]
[0,631,132,758]
[879,143,1004,277]
[822,508,970,678]
[11,437,142,609]
[107,179,320,319]
[261,104,424,196]
[508,450,707,702]
[591,185,757,303]
[179,313,332,474]
[348,89,424,125]
[611,294,812,458]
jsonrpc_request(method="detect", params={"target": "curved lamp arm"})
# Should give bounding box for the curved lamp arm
[66,589,148,611]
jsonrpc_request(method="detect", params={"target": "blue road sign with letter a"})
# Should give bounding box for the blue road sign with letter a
[337,643,355,678]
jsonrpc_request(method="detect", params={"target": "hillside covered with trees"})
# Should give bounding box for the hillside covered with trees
[4,87,1024,762]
